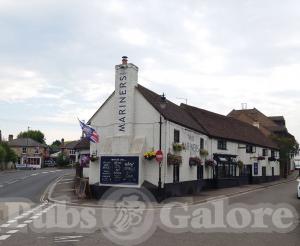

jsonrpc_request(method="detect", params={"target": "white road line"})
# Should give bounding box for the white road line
[35,213,42,216]
[42,172,49,174]
[7,180,18,184]
[0,235,11,240]
[16,224,27,228]
[0,224,10,228]
[31,173,38,176]
[30,216,39,219]
[7,230,19,234]
[0,184,3,188]
[7,220,17,223]
[54,240,79,243]
[55,236,83,239]
[23,220,33,223]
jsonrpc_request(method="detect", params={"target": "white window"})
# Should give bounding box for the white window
[69,149,76,155]
[22,147,27,154]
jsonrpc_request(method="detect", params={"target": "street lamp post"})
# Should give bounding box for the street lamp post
[158,93,167,199]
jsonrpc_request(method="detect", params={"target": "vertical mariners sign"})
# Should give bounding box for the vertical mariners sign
[116,69,128,134]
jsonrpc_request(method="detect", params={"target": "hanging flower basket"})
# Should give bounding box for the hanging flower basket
[237,160,244,169]
[167,153,182,165]
[189,157,202,166]
[257,156,265,161]
[268,156,276,162]
[90,155,99,162]
[172,143,185,152]
[144,151,156,161]
[199,149,209,157]
[205,159,216,167]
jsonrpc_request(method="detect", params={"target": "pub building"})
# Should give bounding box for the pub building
[87,57,280,199]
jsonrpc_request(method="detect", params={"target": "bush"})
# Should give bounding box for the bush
[56,153,70,167]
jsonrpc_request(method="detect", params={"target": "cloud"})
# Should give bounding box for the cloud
[0,66,48,102]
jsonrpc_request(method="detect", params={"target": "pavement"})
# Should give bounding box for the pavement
[47,171,300,208]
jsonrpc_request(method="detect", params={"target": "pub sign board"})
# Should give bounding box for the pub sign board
[100,156,139,185]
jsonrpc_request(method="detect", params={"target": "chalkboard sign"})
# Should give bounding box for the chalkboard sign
[254,162,258,175]
[100,156,139,185]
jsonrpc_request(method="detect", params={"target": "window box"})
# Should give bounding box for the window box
[205,159,216,167]
[257,156,265,161]
[167,153,182,166]
[144,151,156,161]
[199,149,208,157]
[90,155,99,162]
[268,156,276,162]
[189,157,202,167]
[172,143,185,152]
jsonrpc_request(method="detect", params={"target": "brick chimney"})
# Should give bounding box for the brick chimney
[8,134,13,142]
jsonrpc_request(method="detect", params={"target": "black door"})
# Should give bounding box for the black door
[247,165,253,184]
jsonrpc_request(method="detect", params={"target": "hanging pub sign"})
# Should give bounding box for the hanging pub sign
[100,156,139,185]
[254,162,258,175]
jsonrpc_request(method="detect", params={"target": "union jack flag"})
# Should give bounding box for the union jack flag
[78,119,99,143]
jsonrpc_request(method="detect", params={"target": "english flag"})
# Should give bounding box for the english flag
[78,119,99,143]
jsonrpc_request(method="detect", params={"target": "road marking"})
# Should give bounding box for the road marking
[54,240,80,243]
[16,224,27,228]
[7,220,17,223]
[42,172,49,174]
[7,230,18,234]
[0,184,3,188]
[31,173,38,176]
[30,216,39,219]
[0,235,11,240]
[0,224,10,228]
[7,180,18,184]
[23,220,33,223]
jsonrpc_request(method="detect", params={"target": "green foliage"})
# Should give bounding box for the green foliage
[51,140,61,147]
[17,130,45,144]
[0,142,18,163]
[56,153,70,167]
[0,145,6,162]
[271,135,298,160]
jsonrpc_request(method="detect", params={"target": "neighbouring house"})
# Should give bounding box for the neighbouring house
[60,139,79,164]
[74,137,90,177]
[228,108,297,174]
[8,135,49,169]
[86,57,280,199]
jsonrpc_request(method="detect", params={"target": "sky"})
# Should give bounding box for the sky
[0,0,300,144]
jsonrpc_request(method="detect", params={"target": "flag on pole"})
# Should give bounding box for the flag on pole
[78,119,99,143]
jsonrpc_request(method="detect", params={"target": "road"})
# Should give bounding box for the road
[0,172,299,245]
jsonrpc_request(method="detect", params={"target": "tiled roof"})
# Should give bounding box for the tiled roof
[136,84,207,134]
[63,140,79,149]
[182,104,278,149]
[8,138,47,148]
[74,138,90,150]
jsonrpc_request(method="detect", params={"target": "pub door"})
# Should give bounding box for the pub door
[247,165,253,184]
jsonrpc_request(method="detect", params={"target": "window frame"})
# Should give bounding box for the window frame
[217,139,227,150]
[174,129,180,143]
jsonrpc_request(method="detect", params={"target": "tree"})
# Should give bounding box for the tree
[17,130,45,144]
[56,153,70,167]
[271,135,298,178]
[0,142,17,163]
[0,145,6,162]
[51,140,62,147]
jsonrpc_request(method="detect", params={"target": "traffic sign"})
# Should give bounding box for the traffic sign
[156,150,163,162]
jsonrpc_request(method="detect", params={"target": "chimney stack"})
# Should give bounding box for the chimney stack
[8,134,13,142]
[0,130,2,142]
[122,56,128,65]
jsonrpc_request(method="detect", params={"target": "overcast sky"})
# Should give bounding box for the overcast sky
[0,0,300,144]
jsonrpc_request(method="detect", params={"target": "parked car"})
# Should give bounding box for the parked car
[44,159,57,167]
